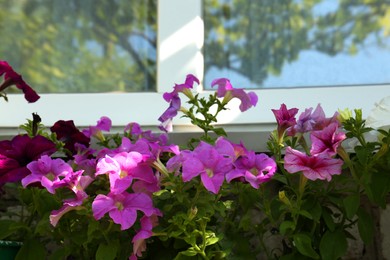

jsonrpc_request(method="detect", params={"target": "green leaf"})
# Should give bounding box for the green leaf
[369,170,390,208]
[279,220,295,235]
[343,194,360,219]
[357,208,374,245]
[0,220,16,240]
[96,240,119,260]
[319,230,348,260]
[15,239,46,260]
[205,231,219,246]
[293,233,319,259]
[177,247,198,257]
[322,207,335,232]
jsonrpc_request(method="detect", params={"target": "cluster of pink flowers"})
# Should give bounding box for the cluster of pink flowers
[0,62,351,259]
[167,137,277,194]
[272,103,346,181]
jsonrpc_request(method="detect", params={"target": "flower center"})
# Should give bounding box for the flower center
[206,168,214,178]
[46,172,56,181]
[115,201,124,211]
[119,170,128,179]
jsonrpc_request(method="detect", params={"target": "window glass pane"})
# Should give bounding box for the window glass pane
[204,0,390,89]
[0,0,157,93]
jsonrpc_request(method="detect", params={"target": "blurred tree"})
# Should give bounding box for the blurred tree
[0,0,157,93]
[204,0,390,87]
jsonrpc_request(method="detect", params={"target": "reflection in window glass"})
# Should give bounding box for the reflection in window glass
[204,0,390,89]
[0,0,157,93]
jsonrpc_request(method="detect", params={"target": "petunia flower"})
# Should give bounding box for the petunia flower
[92,192,156,230]
[284,147,344,181]
[0,60,40,103]
[49,191,87,227]
[0,135,56,185]
[82,116,112,141]
[22,155,73,194]
[50,120,90,155]
[226,151,277,188]
[49,170,93,226]
[181,141,233,194]
[211,78,258,112]
[158,74,200,132]
[310,122,346,156]
[96,151,157,194]
[271,103,299,137]
[158,95,181,132]
[162,74,199,102]
[131,213,161,259]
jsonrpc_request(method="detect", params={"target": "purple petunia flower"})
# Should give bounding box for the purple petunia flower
[284,147,343,181]
[0,135,56,185]
[50,120,90,155]
[92,192,156,230]
[158,74,200,132]
[211,78,258,112]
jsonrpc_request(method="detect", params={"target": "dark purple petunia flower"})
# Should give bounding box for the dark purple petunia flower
[0,135,56,185]
[0,60,40,103]
[50,120,90,154]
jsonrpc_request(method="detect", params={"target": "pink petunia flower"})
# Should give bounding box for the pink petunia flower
[92,192,156,230]
[82,116,112,140]
[310,122,346,156]
[211,78,258,112]
[284,147,344,181]
[22,155,73,194]
[181,141,233,194]
[271,104,299,136]
[96,151,157,194]
[226,151,277,188]
[131,213,161,259]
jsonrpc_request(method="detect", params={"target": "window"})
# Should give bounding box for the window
[1,0,156,93]
[1,0,390,152]
[204,0,390,89]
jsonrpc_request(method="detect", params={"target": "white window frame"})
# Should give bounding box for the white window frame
[1,0,390,151]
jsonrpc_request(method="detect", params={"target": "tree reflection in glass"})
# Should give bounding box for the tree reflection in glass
[204,0,390,89]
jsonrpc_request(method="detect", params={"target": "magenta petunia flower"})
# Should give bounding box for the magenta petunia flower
[50,120,90,154]
[226,151,277,188]
[49,191,87,227]
[92,192,156,230]
[310,122,346,156]
[284,147,344,181]
[181,141,233,194]
[0,60,40,103]
[22,155,73,194]
[0,135,56,185]
[49,170,93,226]
[96,151,156,194]
[131,214,160,259]
[158,74,200,132]
[272,104,299,135]
[211,78,258,112]
[162,74,199,102]
[82,116,112,140]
